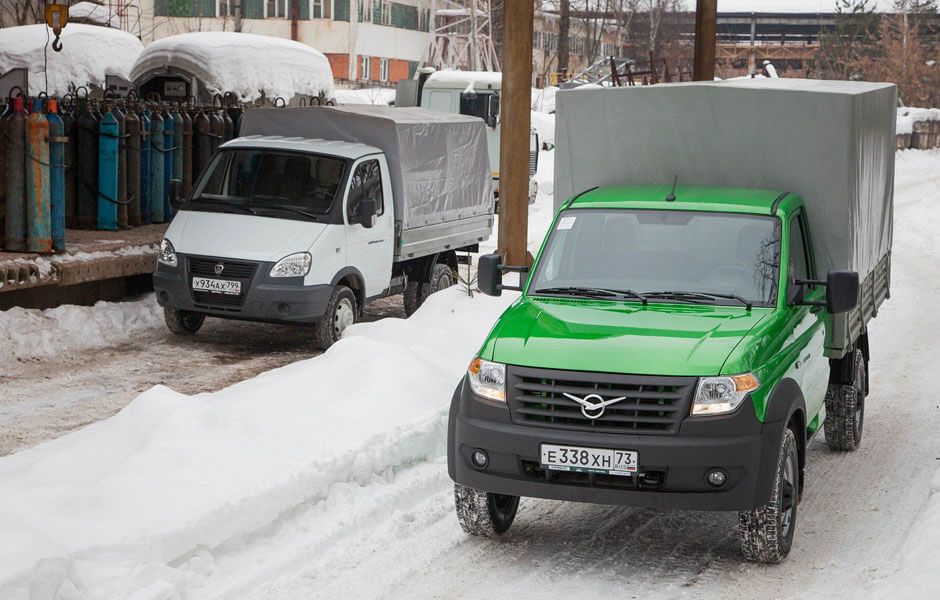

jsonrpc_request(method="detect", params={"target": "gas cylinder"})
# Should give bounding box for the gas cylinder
[76,99,99,229]
[125,108,141,226]
[139,108,151,224]
[25,101,51,253]
[172,107,183,183]
[162,107,174,221]
[0,100,9,246]
[97,111,119,231]
[60,105,77,228]
[221,109,234,142]
[181,109,193,196]
[113,104,128,228]
[149,108,165,223]
[4,96,27,251]
[46,100,66,252]
[194,110,211,178]
[208,109,223,155]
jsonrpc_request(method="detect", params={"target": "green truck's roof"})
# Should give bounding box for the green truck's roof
[569,185,798,215]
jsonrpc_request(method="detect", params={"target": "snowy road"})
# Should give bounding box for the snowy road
[145,150,940,600]
[0,297,404,456]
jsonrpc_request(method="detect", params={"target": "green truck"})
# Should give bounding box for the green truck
[447,80,895,563]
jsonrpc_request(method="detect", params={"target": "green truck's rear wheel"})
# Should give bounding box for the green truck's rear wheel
[824,349,866,451]
[738,427,799,563]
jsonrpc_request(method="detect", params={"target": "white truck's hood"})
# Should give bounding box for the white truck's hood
[166,210,330,262]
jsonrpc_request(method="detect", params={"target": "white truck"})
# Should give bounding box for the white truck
[396,69,539,203]
[154,105,493,347]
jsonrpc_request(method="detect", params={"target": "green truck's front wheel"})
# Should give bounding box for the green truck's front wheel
[738,427,799,563]
[454,484,519,537]
[824,349,866,451]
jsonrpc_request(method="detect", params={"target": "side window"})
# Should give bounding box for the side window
[347,159,384,222]
[427,91,453,113]
[788,213,810,283]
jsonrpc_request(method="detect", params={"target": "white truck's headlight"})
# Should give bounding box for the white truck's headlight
[468,357,506,402]
[692,373,759,416]
[270,252,311,277]
[158,238,177,267]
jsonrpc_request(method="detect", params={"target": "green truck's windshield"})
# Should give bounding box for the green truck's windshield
[190,149,347,218]
[529,208,781,307]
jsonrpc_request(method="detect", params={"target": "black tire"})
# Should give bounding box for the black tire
[164,306,205,336]
[403,262,455,317]
[824,349,866,451]
[454,484,519,537]
[315,285,357,350]
[738,427,799,563]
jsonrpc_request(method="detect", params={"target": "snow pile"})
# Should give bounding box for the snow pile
[130,32,335,103]
[531,110,555,146]
[0,294,163,361]
[0,287,515,598]
[68,2,119,28]
[0,24,143,96]
[532,85,559,113]
[897,106,940,135]
[334,87,396,105]
[426,70,502,87]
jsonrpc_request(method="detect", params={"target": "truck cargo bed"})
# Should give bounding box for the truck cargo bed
[395,214,493,261]
[828,251,891,358]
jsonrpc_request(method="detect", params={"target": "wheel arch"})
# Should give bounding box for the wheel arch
[764,377,807,485]
[331,267,366,309]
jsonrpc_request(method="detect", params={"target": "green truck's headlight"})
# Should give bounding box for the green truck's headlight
[692,373,759,416]
[468,357,506,402]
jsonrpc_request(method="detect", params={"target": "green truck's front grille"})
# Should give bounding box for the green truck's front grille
[507,366,697,435]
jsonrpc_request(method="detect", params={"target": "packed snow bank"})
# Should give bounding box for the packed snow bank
[0,294,162,361]
[334,87,395,105]
[896,106,940,135]
[130,32,335,103]
[0,24,143,96]
[0,287,515,598]
[69,2,119,27]
[532,86,559,113]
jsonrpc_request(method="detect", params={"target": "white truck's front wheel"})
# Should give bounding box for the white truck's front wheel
[315,285,357,350]
[454,484,519,537]
[164,306,205,336]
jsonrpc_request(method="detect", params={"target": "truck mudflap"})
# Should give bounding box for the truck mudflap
[154,253,333,324]
[448,379,790,512]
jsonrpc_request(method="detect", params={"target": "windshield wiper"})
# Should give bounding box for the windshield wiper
[645,290,753,310]
[533,286,648,305]
[251,204,321,220]
[190,196,257,215]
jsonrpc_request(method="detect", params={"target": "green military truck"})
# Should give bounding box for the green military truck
[447,80,895,563]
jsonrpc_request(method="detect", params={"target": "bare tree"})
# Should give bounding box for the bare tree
[0,0,43,27]
[558,0,571,77]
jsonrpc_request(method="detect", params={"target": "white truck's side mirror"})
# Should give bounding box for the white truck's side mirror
[358,198,378,228]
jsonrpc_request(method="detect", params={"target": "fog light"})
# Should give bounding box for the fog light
[159,291,169,303]
[471,449,489,469]
[277,303,291,315]
[706,469,727,487]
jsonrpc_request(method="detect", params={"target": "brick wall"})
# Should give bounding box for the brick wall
[325,53,350,80]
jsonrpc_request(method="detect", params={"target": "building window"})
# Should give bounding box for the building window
[277,0,285,17]
[334,0,349,20]
[360,55,371,80]
[266,0,275,16]
[313,0,331,18]
[390,3,417,30]
[219,0,228,16]
[240,0,263,18]
[379,57,389,82]
[155,0,216,17]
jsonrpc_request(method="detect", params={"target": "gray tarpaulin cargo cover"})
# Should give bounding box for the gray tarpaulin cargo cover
[554,79,896,280]
[240,105,493,230]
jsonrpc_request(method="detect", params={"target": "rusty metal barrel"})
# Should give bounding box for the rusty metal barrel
[125,107,141,226]
[5,96,27,251]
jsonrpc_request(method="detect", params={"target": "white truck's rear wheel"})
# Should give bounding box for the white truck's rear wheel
[454,484,519,537]
[404,262,455,316]
[315,285,357,350]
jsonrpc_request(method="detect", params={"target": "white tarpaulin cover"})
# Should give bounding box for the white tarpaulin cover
[554,79,896,278]
[240,105,493,230]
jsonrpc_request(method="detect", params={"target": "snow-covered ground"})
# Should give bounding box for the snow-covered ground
[0,136,938,599]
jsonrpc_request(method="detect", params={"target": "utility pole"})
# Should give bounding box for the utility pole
[496,0,533,267]
[692,0,717,81]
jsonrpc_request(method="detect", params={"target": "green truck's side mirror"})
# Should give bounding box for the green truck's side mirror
[825,270,859,314]
[478,253,502,296]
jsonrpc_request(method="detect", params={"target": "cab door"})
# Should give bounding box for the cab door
[786,209,829,424]
[344,155,394,298]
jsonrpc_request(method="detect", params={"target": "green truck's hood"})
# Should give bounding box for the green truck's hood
[484,297,771,376]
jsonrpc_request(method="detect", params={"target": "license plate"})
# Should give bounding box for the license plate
[540,444,638,476]
[192,277,241,295]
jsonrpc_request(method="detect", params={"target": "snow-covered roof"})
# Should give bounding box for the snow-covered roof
[130,32,335,103]
[69,2,119,28]
[425,70,502,90]
[0,24,143,96]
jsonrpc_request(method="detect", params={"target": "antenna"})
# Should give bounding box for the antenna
[665,175,678,202]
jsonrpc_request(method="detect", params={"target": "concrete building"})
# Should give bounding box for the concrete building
[125,0,433,83]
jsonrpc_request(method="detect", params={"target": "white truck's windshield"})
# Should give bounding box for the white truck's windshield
[191,149,347,218]
[529,208,781,307]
